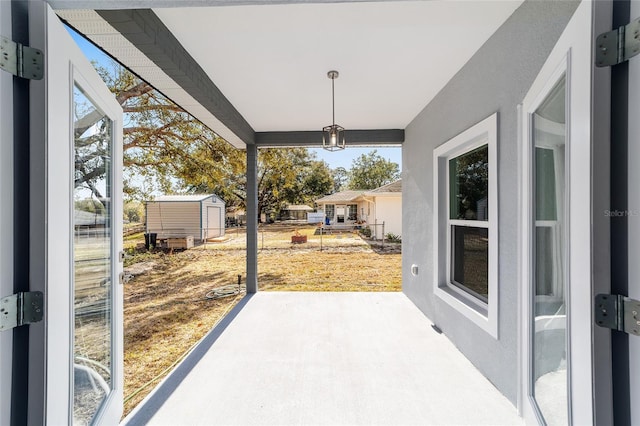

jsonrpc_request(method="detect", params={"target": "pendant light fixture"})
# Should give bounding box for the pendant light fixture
[322,70,345,151]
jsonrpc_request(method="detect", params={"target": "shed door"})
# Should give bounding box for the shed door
[519,1,593,424]
[45,5,124,425]
[207,206,221,238]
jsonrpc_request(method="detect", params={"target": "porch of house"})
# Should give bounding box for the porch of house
[123,292,521,425]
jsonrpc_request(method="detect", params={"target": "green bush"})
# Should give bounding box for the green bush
[360,226,372,238]
[385,233,401,243]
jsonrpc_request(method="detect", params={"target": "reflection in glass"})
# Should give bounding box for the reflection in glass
[73,83,113,425]
[532,76,567,425]
[449,145,489,221]
[451,226,489,302]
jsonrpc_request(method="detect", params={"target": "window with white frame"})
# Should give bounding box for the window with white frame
[433,113,498,338]
[324,204,335,222]
[449,145,489,301]
[348,204,358,221]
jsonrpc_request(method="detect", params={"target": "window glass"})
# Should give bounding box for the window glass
[324,204,334,221]
[348,204,357,221]
[73,83,113,425]
[449,145,489,221]
[450,226,489,302]
[531,76,567,425]
[535,148,558,221]
[535,226,555,297]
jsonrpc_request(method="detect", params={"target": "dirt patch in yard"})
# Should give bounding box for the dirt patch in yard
[121,225,401,417]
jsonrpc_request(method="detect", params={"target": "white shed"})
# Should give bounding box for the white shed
[146,194,225,241]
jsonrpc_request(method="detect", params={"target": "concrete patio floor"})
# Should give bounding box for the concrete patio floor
[123,292,522,425]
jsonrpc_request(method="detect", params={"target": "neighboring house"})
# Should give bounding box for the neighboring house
[3,2,638,425]
[279,204,313,221]
[315,180,402,239]
[315,190,366,225]
[146,194,225,241]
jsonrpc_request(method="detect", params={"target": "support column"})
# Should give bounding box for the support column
[246,144,258,293]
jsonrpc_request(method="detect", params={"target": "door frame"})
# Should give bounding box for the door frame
[17,2,125,424]
[1,2,18,425]
[47,5,124,423]
[518,1,594,424]
[591,0,615,424]
[626,1,640,422]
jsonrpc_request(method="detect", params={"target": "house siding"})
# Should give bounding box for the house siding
[147,201,202,240]
[402,0,579,404]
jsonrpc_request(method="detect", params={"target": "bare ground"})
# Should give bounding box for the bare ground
[121,225,401,416]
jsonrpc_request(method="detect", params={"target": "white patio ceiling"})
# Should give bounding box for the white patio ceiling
[54,1,523,148]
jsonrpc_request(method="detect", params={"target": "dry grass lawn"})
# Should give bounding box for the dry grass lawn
[121,225,401,416]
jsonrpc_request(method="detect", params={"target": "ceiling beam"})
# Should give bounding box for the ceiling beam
[96,9,256,145]
[255,129,404,147]
[50,0,389,10]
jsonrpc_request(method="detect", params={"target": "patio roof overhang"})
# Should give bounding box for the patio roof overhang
[52,0,523,149]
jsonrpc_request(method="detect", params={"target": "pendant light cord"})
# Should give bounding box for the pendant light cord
[332,76,335,126]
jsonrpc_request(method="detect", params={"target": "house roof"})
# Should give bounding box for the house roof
[315,190,365,204]
[54,2,523,148]
[316,180,402,204]
[150,194,218,202]
[368,179,402,194]
[285,205,313,211]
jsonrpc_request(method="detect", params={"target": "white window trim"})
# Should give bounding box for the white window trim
[433,113,498,338]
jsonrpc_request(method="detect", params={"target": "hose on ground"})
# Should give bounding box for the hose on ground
[205,284,245,300]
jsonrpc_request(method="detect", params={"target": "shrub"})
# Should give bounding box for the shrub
[385,233,401,243]
[360,226,372,238]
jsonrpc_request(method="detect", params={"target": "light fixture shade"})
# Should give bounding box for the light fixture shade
[322,124,345,151]
[322,70,346,151]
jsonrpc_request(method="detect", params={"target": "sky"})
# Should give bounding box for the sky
[309,147,401,170]
[68,28,402,172]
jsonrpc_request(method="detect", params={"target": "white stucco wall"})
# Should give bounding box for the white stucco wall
[402,0,579,404]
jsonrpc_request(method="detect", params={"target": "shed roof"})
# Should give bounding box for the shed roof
[151,194,219,202]
[315,190,365,204]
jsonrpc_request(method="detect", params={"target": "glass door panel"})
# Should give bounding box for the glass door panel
[73,83,114,425]
[531,76,568,425]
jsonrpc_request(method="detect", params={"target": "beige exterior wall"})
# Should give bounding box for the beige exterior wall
[371,196,402,239]
[146,202,202,240]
